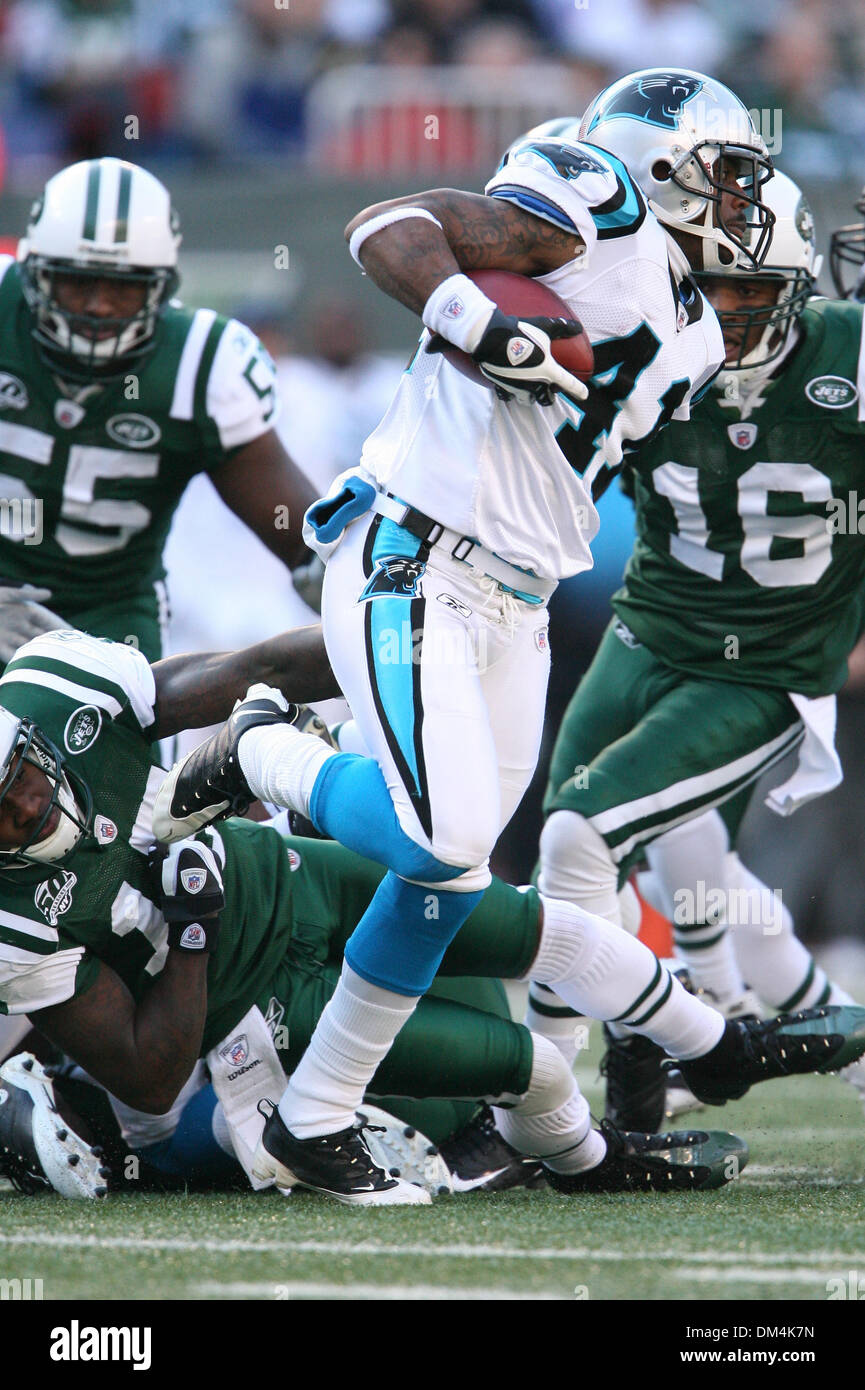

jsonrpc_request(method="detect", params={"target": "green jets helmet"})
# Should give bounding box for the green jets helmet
[17,157,181,381]
[578,69,775,271]
[696,169,820,376]
[0,704,94,871]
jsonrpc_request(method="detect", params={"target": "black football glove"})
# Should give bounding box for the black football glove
[149,839,225,953]
[428,309,589,406]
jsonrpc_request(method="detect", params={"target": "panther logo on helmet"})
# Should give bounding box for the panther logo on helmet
[589,73,703,132]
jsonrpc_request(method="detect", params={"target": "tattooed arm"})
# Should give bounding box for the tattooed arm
[344,189,582,312]
[150,625,340,740]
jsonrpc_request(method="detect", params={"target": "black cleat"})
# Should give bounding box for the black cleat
[601,1025,667,1133]
[544,1119,748,1193]
[251,1101,431,1205]
[673,1005,865,1105]
[153,685,302,842]
[439,1105,546,1192]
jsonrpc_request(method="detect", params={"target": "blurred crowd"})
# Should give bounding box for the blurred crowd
[0,0,864,175]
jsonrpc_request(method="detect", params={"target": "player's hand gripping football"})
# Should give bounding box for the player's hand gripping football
[430,308,589,406]
[149,839,225,954]
[0,585,66,665]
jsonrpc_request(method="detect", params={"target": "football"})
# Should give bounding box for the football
[433,269,594,387]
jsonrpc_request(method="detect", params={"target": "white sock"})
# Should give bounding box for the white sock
[238,722,336,816]
[493,1034,606,1174]
[531,894,724,1059]
[523,983,584,1069]
[647,816,748,1003]
[726,856,847,1011]
[279,963,419,1138]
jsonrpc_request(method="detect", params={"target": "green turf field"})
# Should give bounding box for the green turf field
[2,1055,864,1302]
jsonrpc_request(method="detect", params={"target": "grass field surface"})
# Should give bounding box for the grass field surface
[2,1054,864,1304]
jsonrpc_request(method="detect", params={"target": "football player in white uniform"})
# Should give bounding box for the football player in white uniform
[155,70,778,1204]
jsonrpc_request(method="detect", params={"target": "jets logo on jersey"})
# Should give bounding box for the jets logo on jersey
[106,414,162,448]
[0,373,28,410]
[34,871,77,927]
[728,423,758,450]
[589,73,703,131]
[359,556,426,602]
[805,376,858,410]
[64,705,102,755]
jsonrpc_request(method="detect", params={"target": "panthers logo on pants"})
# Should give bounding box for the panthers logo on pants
[358,555,426,602]
[589,74,703,131]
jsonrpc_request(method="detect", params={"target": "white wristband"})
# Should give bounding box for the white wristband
[349,207,444,267]
[421,273,497,354]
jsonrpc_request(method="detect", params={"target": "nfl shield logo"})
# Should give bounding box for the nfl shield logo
[220,1034,249,1067]
[728,422,758,450]
[54,399,85,429]
[181,868,205,894]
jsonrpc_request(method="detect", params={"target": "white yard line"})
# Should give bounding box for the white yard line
[3,1232,865,1266]
[195,1281,565,1300]
[675,1267,838,1286]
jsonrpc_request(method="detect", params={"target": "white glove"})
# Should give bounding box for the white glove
[0,585,66,665]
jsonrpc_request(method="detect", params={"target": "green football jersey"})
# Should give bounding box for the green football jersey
[0,630,295,1052]
[614,297,865,695]
[0,256,279,612]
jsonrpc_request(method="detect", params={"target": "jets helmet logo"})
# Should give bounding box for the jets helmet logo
[590,73,704,131]
[358,555,426,602]
[34,871,77,926]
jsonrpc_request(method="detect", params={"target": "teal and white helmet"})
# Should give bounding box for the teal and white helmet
[578,69,775,271]
[698,169,820,373]
[18,157,181,380]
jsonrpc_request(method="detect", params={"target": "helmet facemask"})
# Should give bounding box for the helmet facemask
[829,188,865,300]
[697,267,813,372]
[655,143,775,272]
[0,709,93,871]
[21,257,179,383]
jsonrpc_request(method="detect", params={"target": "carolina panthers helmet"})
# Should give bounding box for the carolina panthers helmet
[829,187,865,301]
[696,170,820,373]
[0,706,93,870]
[578,69,774,271]
[17,157,181,381]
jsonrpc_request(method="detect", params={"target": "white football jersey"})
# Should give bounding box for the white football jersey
[358,137,724,582]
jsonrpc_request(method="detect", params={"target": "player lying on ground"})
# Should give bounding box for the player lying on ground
[156,67,777,1204]
[7,630,865,1202]
[0,156,319,667]
[524,164,865,1127]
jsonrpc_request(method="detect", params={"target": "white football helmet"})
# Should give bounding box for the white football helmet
[0,706,93,870]
[697,170,820,374]
[18,157,181,380]
[578,69,774,271]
